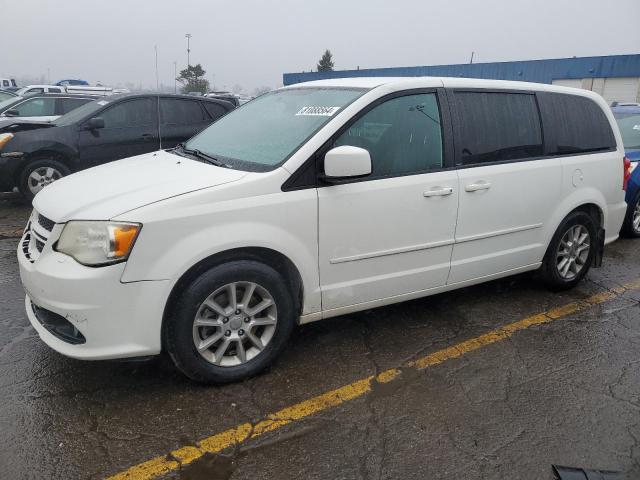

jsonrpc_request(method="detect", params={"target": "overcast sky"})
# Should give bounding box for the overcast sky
[2,0,639,93]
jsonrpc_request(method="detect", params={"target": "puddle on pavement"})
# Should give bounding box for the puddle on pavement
[175,452,236,480]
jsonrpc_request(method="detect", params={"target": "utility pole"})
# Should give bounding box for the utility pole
[155,45,159,90]
[185,33,192,68]
[173,61,177,94]
[469,51,475,64]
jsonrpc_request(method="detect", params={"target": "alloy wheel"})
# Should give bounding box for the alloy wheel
[632,197,640,234]
[27,166,63,195]
[192,281,278,367]
[556,224,591,280]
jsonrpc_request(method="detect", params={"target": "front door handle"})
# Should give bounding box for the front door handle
[465,181,492,192]
[141,133,154,140]
[423,187,453,197]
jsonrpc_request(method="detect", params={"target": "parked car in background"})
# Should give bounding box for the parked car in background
[612,105,640,237]
[16,78,628,383]
[204,91,240,107]
[0,93,96,122]
[15,85,66,95]
[0,94,96,123]
[0,89,17,102]
[0,93,234,199]
[56,79,89,86]
[0,77,18,91]
[65,85,115,96]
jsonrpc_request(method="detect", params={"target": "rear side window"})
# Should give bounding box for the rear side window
[12,97,56,116]
[58,97,91,115]
[202,102,228,120]
[160,98,208,125]
[454,92,543,165]
[543,93,615,155]
[100,98,156,129]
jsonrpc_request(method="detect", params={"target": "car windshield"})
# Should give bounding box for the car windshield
[614,112,640,150]
[183,87,366,171]
[0,97,19,111]
[53,98,109,126]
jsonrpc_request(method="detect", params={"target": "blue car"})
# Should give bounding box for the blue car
[612,105,640,237]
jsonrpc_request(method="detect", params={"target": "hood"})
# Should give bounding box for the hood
[0,118,55,133]
[33,150,248,222]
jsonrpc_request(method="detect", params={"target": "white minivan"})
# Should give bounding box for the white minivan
[18,77,630,383]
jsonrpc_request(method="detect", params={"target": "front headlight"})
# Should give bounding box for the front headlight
[55,221,141,266]
[0,133,14,149]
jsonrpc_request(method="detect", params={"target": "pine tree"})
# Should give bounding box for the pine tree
[317,50,334,72]
[176,64,210,94]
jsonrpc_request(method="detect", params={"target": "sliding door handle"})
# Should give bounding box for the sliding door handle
[465,181,491,192]
[423,187,453,197]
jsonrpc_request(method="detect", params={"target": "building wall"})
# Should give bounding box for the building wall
[552,76,640,103]
[283,54,640,104]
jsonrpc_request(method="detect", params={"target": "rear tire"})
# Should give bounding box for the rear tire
[164,260,296,384]
[621,191,640,238]
[540,211,597,291]
[18,159,70,202]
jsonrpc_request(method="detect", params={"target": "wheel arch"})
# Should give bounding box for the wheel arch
[15,148,74,186]
[543,198,605,263]
[161,247,304,349]
[546,188,607,244]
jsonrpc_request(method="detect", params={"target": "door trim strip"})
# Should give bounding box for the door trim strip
[330,239,455,264]
[455,223,543,244]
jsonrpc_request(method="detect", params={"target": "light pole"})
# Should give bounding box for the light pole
[185,33,192,68]
[154,45,159,90]
[173,61,177,94]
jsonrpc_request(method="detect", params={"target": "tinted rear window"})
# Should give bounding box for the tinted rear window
[454,92,543,165]
[203,102,229,120]
[543,93,615,155]
[160,98,208,124]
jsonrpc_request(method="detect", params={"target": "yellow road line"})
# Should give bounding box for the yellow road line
[107,278,640,480]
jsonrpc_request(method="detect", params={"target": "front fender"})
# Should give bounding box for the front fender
[119,188,321,315]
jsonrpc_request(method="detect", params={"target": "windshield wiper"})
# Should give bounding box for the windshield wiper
[173,143,227,168]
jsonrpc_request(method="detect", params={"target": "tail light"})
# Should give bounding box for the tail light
[623,156,631,191]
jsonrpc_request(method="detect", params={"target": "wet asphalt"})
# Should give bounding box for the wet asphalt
[1,195,639,480]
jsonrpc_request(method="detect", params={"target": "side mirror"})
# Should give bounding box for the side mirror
[86,117,105,130]
[322,146,372,183]
[4,109,19,117]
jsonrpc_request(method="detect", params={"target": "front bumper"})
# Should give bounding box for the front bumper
[19,233,170,360]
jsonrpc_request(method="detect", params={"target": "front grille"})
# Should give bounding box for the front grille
[37,214,55,232]
[31,302,86,345]
[22,210,55,262]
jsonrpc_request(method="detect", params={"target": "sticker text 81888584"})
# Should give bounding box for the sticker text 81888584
[296,106,341,116]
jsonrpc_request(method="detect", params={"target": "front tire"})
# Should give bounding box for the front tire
[165,260,296,384]
[622,191,640,238]
[540,211,597,291]
[19,159,70,202]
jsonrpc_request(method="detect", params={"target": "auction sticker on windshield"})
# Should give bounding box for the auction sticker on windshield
[296,106,341,116]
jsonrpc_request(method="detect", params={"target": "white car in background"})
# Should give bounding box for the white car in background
[0,77,18,90]
[15,85,66,95]
[18,77,629,384]
[0,93,96,122]
[16,84,119,97]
